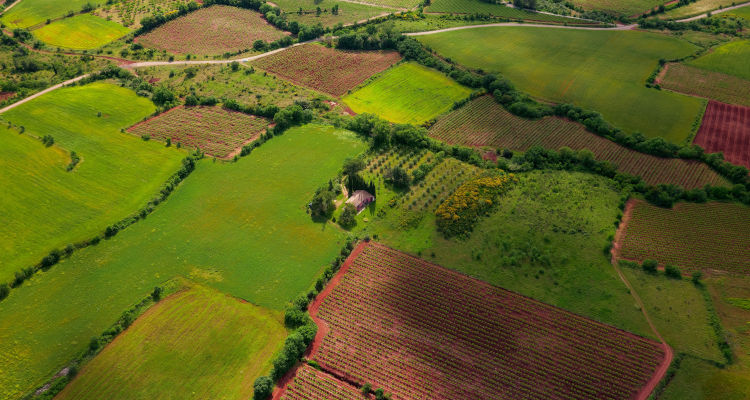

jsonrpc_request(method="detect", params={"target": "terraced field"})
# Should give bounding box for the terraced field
[32,14,131,50]
[56,284,285,400]
[251,43,401,96]
[430,96,728,188]
[619,200,750,274]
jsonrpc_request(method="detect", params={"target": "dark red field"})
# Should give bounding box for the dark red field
[278,364,363,400]
[296,242,666,400]
[694,101,750,170]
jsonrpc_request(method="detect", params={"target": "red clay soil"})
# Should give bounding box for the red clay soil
[694,100,750,170]
[0,92,15,102]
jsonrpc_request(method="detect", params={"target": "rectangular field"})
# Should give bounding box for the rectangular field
[570,0,662,15]
[56,284,285,400]
[0,0,94,28]
[342,62,472,124]
[274,0,392,26]
[416,27,705,142]
[659,63,750,107]
[694,101,750,170]
[619,199,750,274]
[430,96,727,188]
[135,5,288,55]
[127,106,269,158]
[426,0,597,23]
[687,40,750,81]
[251,43,401,97]
[95,0,198,28]
[306,241,666,399]
[32,14,130,50]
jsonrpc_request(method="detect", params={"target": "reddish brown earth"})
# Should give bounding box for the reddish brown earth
[694,100,750,170]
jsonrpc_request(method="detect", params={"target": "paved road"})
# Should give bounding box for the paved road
[405,22,636,36]
[676,1,750,21]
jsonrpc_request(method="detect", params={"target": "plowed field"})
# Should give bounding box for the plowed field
[694,101,750,170]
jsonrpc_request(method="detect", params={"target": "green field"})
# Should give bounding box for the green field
[1,0,95,28]
[0,124,364,399]
[342,62,473,124]
[660,356,750,400]
[663,0,749,19]
[32,14,130,50]
[0,82,184,285]
[274,0,392,26]
[725,4,750,21]
[426,0,593,23]
[56,284,285,400]
[571,0,662,15]
[417,27,704,142]
[687,40,750,81]
[365,169,652,337]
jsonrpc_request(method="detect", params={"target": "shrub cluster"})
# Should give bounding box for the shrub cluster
[638,15,746,35]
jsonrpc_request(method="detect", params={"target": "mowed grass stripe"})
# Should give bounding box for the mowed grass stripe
[32,14,130,50]
[417,27,704,142]
[56,284,286,400]
[0,82,184,285]
[343,62,472,124]
[0,124,364,399]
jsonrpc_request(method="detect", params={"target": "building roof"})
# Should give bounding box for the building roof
[346,190,374,207]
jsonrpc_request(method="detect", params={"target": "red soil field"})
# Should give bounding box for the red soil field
[278,364,364,400]
[127,105,268,158]
[694,100,750,170]
[298,241,666,400]
[619,199,750,275]
[251,43,402,97]
[135,5,287,55]
[430,96,728,189]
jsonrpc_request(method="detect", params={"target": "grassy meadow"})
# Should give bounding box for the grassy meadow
[426,0,589,23]
[0,0,95,28]
[660,356,750,400]
[0,82,184,284]
[571,0,662,15]
[365,169,652,337]
[687,40,750,81]
[274,0,392,26]
[343,62,473,124]
[56,284,286,400]
[0,124,363,399]
[32,14,130,50]
[417,27,704,142]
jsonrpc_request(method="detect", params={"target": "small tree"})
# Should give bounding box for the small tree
[253,39,267,51]
[387,166,410,188]
[151,286,162,301]
[691,271,703,285]
[339,203,357,228]
[253,376,273,400]
[342,157,365,177]
[310,188,335,219]
[361,383,372,395]
[642,259,658,274]
[152,86,176,106]
[664,264,681,279]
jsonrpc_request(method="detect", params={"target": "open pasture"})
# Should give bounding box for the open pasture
[279,364,363,400]
[694,101,750,170]
[619,200,750,274]
[127,106,269,158]
[687,40,750,81]
[660,63,750,107]
[0,0,94,28]
[342,62,472,124]
[56,284,285,400]
[430,96,727,188]
[0,124,364,399]
[32,14,131,50]
[251,43,401,96]
[417,27,704,142]
[274,0,392,26]
[95,0,197,27]
[0,82,183,286]
[135,5,288,55]
[309,242,666,399]
[426,0,596,23]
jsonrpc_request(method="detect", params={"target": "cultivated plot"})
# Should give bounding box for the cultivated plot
[251,43,401,96]
[127,106,269,158]
[426,0,595,23]
[342,62,472,124]
[694,101,750,170]
[571,0,662,15]
[274,0,392,26]
[32,14,131,50]
[662,0,749,19]
[279,364,364,400]
[0,0,94,28]
[430,96,727,188]
[308,242,666,399]
[135,5,288,55]
[687,40,750,81]
[619,199,750,274]
[417,27,704,142]
[95,0,197,27]
[660,63,750,107]
[55,284,285,400]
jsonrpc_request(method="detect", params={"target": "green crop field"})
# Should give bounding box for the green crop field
[726,4,750,21]
[417,27,704,142]
[32,14,130,50]
[0,82,183,285]
[56,284,285,400]
[0,0,94,28]
[426,0,594,23]
[660,63,750,107]
[274,0,392,26]
[365,169,652,337]
[660,356,750,400]
[687,40,750,81]
[571,0,662,15]
[0,124,363,399]
[662,0,749,19]
[342,62,473,124]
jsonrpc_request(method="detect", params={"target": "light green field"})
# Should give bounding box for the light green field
[274,0,392,26]
[1,0,94,28]
[365,169,652,337]
[725,4,750,21]
[417,27,704,142]
[660,356,750,400]
[0,82,183,285]
[571,0,662,15]
[56,284,285,400]
[0,124,363,400]
[687,40,750,81]
[32,14,130,50]
[426,0,592,23]
[622,267,723,362]
[343,62,472,124]
[663,0,750,19]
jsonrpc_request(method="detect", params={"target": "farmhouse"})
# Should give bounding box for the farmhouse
[346,190,375,213]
